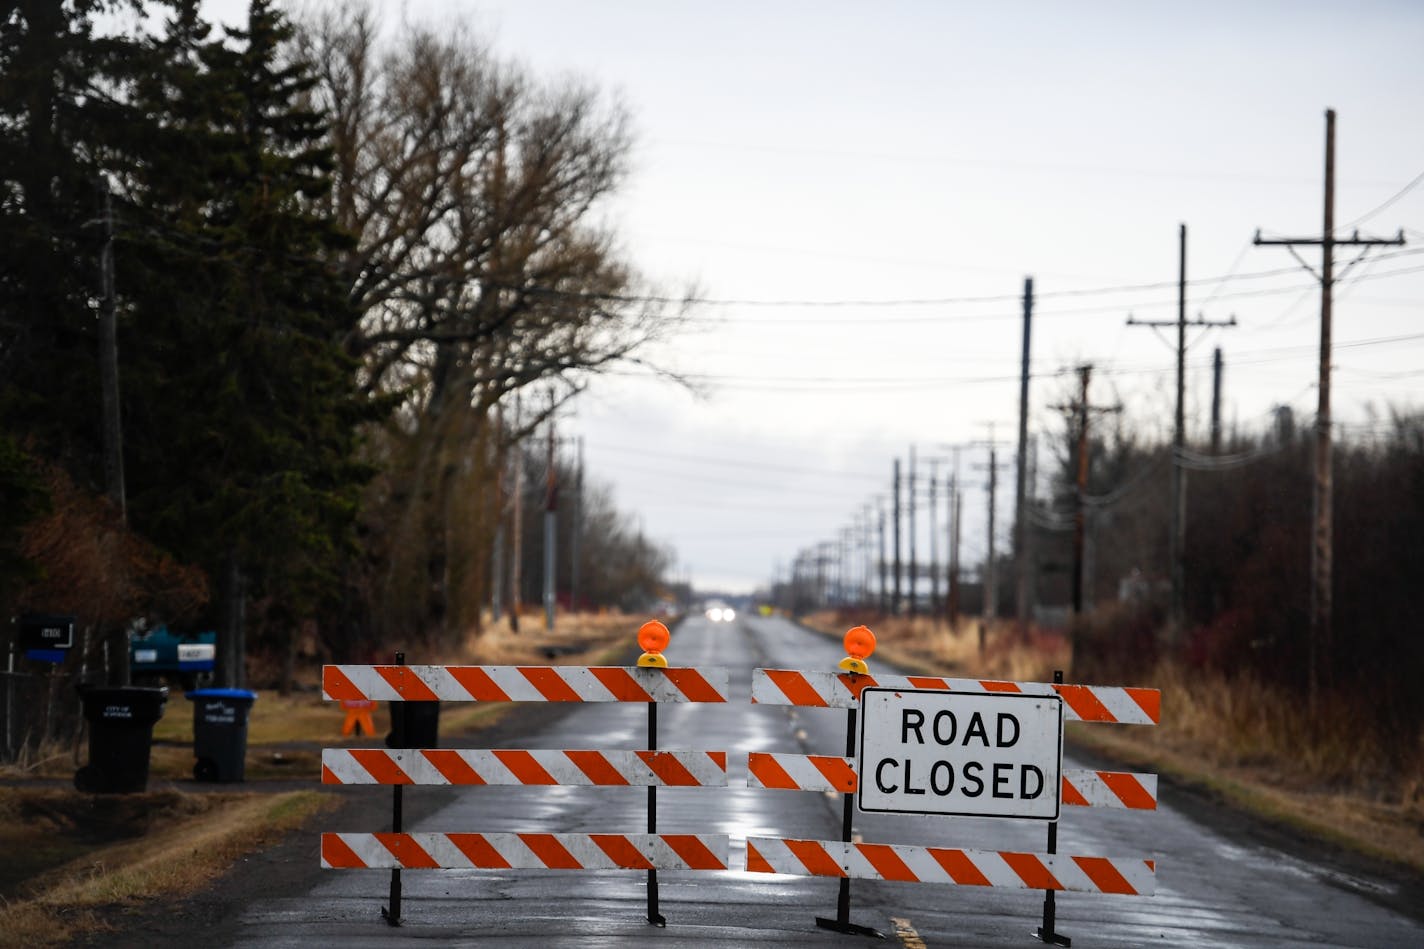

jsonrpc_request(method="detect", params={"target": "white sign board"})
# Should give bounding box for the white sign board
[857,687,1063,820]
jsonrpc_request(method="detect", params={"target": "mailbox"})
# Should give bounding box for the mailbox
[18,613,76,652]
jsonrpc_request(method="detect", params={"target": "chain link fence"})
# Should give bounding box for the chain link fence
[0,662,86,768]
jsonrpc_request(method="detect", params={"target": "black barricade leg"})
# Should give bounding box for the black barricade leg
[1036,670,1069,946]
[383,784,404,926]
[815,704,883,939]
[646,701,666,926]
[382,651,405,926]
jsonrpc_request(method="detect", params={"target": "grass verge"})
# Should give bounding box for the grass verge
[0,789,333,948]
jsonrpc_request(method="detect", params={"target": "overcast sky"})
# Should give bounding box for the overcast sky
[213,1,1424,594]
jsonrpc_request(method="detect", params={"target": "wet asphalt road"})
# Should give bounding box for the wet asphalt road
[228,614,1424,947]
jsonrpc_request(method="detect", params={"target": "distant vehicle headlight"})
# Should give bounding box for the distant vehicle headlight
[706,607,730,622]
[722,609,736,622]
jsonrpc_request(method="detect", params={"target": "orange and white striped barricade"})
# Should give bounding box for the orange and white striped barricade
[751,667,1160,725]
[750,631,1161,946]
[744,838,1156,896]
[320,624,730,928]
[746,752,1158,811]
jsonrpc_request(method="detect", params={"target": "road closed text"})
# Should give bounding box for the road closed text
[857,688,1064,819]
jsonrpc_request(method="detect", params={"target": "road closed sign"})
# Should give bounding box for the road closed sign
[857,688,1064,820]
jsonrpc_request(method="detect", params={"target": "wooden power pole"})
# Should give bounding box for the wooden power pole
[97,179,126,522]
[1053,366,1121,615]
[948,468,961,627]
[1014,277,1034,638]
[1254,108,1405,706]
[908,445,917,616]
[892,459,902,614]
[1211,348,1224,455]
[1126,224,1235,639]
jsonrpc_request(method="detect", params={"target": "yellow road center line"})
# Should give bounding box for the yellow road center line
[891,916,928,948]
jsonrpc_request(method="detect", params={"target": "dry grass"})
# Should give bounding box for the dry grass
[800,611,1069,683]
[801,610,1424,876]
[446,610,645,666]
[0,789,333,948]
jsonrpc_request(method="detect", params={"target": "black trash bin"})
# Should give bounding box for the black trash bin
[386,700,439,749]
[186,688,257,782]
[75,686,169,793]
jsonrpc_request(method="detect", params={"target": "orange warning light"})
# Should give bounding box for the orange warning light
[637,620,670,668]
[838,625,876,675]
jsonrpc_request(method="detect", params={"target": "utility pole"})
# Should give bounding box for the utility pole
[543,407,558,632]
[490,404,506,622]
[1211,348,1224,455]
[929,460,941,621]
[972,428,1005,624]
[892,459,902,614]
[840,526,849,609]
[510,395,524,634]
[1025,436,1038,624]
[96,178,130,685]
[490,506,505,621]
[570,436,583,612]
[861,507,874,608]
[947,458,962,628]
[1014,276,1033,638]
[1126,224,1236,639]
[97,179,125,522]
[1053,366,1122,615]
[1254,108,1405,706]
[876,500,888,614]
[985,444,996,621]
[985,444,997,622]
[817,542,833,609]
[1071,369,1091,616]
[907,445,918,616]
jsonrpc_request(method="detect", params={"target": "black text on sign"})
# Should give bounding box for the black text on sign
[857,688,1064,819]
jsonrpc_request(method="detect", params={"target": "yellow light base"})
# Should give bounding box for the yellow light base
[838,656,870,675]
[637,652,669,668]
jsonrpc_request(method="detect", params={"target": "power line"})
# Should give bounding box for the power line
[600,462,877,496]
[608,330,1424,393]
[1176,443,1284,472]
[516,247,1424,311]
[593,442,883,481]
[666,257,1424,326]
[1340,167,1424,230]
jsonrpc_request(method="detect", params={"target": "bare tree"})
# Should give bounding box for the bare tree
[301,5,683,413]
[297,6,688,644]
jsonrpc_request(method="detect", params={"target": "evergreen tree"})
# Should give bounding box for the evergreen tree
[119,1,377,685]
[0,1,151,478]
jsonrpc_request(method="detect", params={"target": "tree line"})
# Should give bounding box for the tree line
[1028,402,1424,751]
[0,1,681,688]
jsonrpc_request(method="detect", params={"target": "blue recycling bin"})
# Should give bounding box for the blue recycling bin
[186,688,257,782]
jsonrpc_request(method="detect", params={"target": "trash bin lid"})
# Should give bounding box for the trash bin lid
[186,688,257,701]
[77,685,169,721]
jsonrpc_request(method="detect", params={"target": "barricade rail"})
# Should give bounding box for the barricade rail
[746,838,1156,896]
[323,832,728,872]
[751,668,1160,724]
[747,751,1158,810]
[323,663,728,704]
[322,748,728,787]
